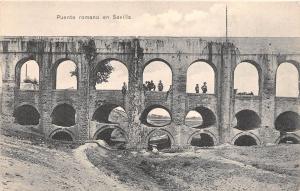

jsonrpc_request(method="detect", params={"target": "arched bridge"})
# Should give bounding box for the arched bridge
[0,36,300,149]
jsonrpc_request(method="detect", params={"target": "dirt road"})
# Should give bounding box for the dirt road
[0,135,131,191]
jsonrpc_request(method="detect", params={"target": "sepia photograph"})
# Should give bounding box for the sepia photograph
[0,1,300,190]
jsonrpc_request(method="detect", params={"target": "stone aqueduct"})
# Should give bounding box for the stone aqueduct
[0,36,300,149]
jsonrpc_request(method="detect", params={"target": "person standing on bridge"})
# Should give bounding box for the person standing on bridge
[158,80,164,91]
[195,84,199,93]
[201,82,207,93]
[122,82,127,95]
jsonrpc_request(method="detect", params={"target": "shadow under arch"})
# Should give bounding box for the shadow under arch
[92,104,128,124]
[234,109,261,131]
[233,60,262,96]
[231,132,261,146]
[185,106,216,129]
[275,134,300,144]
[275,111,300,132]
[140,104,172,127]
[51,103,76,127]
[93,125,128,149]
[15,57,40,89]
[49,129,75,142]
[13,104,40,125]
[146,129,174,151]
[187,130,217,147]
[51,58,78,89]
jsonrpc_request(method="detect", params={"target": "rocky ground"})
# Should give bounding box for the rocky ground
[1,133,300,191]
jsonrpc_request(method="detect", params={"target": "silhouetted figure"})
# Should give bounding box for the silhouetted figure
[122,82,127,95]
[166,85,173,97]
[143,83,148,91]
[147,80,156,91]
[195,84,199,93]
[158,80,164,91]
[201,82,207,93]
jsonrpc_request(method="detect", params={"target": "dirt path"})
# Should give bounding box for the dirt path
[0,135,131,191]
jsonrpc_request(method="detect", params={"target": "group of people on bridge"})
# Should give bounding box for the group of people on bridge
[195,82,208,93]
[143,80,164,92]
[121,80,166,94]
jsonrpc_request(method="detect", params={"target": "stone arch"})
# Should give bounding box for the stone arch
[52,58,78,89]
[232,132,261,146]
[93,125,128,148]
[49,129,75,142]
[187,130,217,147]
[146,129,174,151]
[13,104,40,125]
[276,61,299,97]
[15,57,40,89]
[275,111,300,132]
[186,60,217,94]
[140,104,172,127]
[91,58,129,90]
[185,106,216,129]
[143,58,173,92]
[92,104,128,124]
[51,103,76,127]
[276,134,300,144]
[234,109,261,131]
[234,61,261,96]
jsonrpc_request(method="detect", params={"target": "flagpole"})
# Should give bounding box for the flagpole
[226,5,228,42]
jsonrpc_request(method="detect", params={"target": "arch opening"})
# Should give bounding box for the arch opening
[20,60,39,90]
[141,105,171,127]
[276,62,299,97]
[275,111,300,132]
[148,130,172,151]
[234,135,257,146]
[234,62,259,95]
[143,61,172,92]
[92,105,128,124]
[186,107,216,129]
[56,60,77,90]
[13,105,40,125]
[51,131,73,142]
[234,110,261,131]
[95,126,127,149]
[190,133,214,147]
[51,104,75,127]
[94,60,128,90]
[278,137,299,144]
[185,110,203,128]
[186,61,215,94]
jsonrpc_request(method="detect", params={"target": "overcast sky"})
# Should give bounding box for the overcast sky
[0,1,300,36]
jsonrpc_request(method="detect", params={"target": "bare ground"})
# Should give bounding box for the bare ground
[86,145,300,191]
[0,134,130,191]
[1,133,300,191]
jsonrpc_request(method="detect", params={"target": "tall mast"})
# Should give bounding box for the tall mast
[226,5,228,42]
